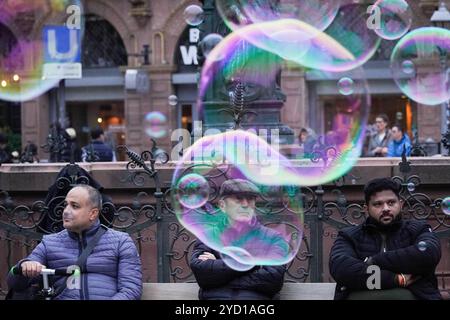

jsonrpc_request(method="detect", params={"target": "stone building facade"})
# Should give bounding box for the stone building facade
[0,0,448,160]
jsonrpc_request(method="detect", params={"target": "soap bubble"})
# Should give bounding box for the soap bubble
[220,247,255,271]
[172,132,305,270]
[176,173,210,209]
[391,27,450,106]
[184,5,204,26]
[417,241,427,252]
[198,30,371,185]
[442,197,450,216]
[199,34,224,60]
[401,60,415,75]
[143,112,168,139]
[216,0,341,32]
[214,4,381,73]
[372,0,412,40]
[168,95,178,106]
[338,77,354,96]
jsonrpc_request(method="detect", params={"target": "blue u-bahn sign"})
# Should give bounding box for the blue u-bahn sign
[42,25,82,79]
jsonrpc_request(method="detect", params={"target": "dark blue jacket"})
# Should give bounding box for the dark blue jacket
[8,220,142,300]
[82,141,113,162]
[190,240,286,300]
[329,217,441,300]
[387,134,411,157]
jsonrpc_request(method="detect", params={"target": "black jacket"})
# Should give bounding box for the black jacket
[329,217,442,300]
[82,141,113,162]
[190,240,286,300]
[0,145,12,164]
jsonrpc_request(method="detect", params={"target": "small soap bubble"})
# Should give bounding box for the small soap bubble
[417,241,427,252]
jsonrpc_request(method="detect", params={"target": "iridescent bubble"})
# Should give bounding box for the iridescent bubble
[199,30,371,184]
[184,4,204,26]
[338,77,354,96]
[391,27,450,106]
[443,197,450,216]
[417,241,427,252]
[220,247,255,271]
[223,4,380,72]
[216,0,341,32]
[401,60,415,75]
[168,95,178,106]
[0,1,85,102]
[172,132,305,269]
[309,3,381,72]
[407,182,415,192]
[176,173,210,209]
[372,0,412,40]
[143,112,167,139]
[199,34,224,60]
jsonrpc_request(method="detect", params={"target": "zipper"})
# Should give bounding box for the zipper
[379,233,387,253]
[78,233,86,300]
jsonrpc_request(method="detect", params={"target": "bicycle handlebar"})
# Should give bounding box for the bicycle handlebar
[11,266,75,276]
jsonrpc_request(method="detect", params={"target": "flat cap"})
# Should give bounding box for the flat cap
[219,179,260,198]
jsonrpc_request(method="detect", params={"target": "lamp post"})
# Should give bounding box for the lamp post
[430,1,450,155]
[128,44,151,66]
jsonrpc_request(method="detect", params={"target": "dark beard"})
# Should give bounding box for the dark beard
[367,215,402,233]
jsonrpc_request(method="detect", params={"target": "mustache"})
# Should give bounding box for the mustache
[63,213,74,219]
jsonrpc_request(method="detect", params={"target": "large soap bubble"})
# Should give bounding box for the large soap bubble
[198,30,371,186]
[216,0,341,32]
[391,27,450,106]
[0,1,84,102]
[206,5,380,73]
[172,131,305,270]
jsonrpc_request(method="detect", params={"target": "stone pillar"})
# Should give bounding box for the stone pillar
[123,65,176,155]
[281,65,308,137]
[147,65,177,153]
[21,95,50,161]
[418,104,442,143]
[124,91,145,153]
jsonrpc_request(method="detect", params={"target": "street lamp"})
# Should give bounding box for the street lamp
[430,1,450,155]
[127,44,151,66]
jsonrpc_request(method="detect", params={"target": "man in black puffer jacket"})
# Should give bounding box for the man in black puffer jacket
[190,179,287,300]
[191,241,286,300]
[329,177,442,300]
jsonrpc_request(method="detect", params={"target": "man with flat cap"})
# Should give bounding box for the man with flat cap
[190,178,288,300]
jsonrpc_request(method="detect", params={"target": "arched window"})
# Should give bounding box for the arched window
[82,14,127,68]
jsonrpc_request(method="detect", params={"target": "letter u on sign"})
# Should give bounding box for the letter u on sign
[43,25,81,63]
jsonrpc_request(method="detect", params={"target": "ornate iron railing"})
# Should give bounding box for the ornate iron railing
[0,152,449,297]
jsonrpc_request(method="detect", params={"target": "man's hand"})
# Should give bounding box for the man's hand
[20,261,46,278]
[404,274,421,287]
[198,252,216,261]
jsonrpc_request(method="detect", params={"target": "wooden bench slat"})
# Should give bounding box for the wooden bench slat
[142,283,336,300]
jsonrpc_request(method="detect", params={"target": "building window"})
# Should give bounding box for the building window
[82,14,127,68]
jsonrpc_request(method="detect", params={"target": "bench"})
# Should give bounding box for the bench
[142,283,336,300]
